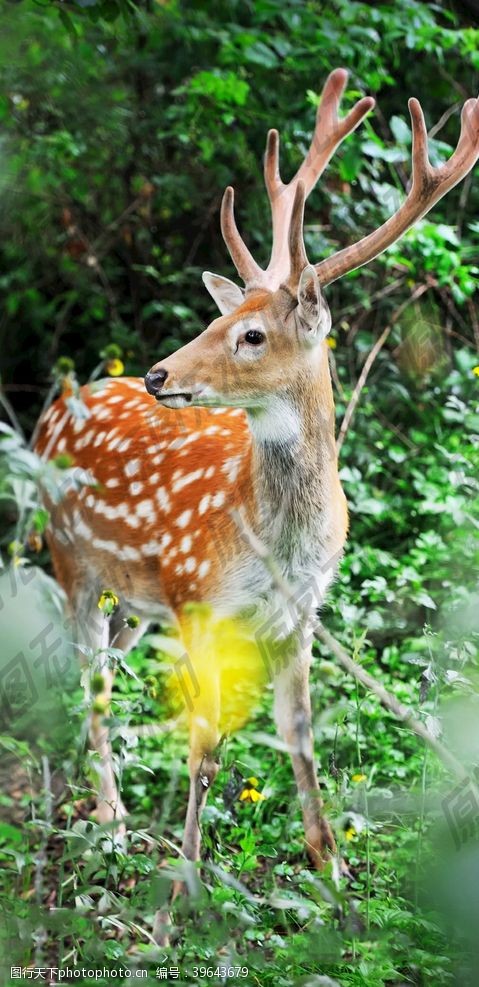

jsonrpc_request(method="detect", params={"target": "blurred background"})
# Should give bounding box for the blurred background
[0,1,478,984]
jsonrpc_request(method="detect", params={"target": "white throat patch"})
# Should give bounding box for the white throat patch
[248,397,301,444]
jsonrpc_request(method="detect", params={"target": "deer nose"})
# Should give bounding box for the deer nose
[145,367,168,396]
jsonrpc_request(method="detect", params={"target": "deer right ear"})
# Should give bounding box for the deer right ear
[202,272,245,316]
[297,265,331,340]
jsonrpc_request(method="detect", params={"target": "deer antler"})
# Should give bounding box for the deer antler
[314,95,479,286]
[221,68,375,291]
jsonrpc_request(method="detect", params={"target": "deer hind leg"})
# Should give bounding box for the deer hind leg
[273,644,336,868]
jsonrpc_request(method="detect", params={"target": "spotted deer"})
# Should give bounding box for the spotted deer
[36,70,479,903]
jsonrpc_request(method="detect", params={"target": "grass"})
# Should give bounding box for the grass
[0,628,471,986]
[1,350,478,985]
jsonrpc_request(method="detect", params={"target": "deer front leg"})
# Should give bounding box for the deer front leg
[85,613,146,830]
[89,662,127,828]
[273,645,336,868]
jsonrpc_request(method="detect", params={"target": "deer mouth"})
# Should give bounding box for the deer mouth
[154,392,194,408]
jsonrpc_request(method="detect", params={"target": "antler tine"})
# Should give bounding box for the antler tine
[295,68,374,195]
[264,69,374,288]
[288,181,308,285]
[264,128,283,199]
[220,70,375,291]
[314,94,479,287]
[220,186,264,288]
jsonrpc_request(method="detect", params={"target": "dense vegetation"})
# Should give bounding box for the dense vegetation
[0,0,478,984]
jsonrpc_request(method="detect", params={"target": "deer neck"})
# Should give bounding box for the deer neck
[247,346,339,562]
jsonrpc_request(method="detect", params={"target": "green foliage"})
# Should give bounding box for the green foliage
[0,0,479,984]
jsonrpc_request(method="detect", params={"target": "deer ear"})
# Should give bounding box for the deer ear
[202,272,245,316]
[297,265,331,340]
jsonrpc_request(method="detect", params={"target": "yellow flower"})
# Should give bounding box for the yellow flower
[239,788,266,803]
[472,366,479,377]
[106,358,124,377]
[326,337,337,349]
[239,776,266,802]
[351,773,367,783]
[344,826,357,841]
[98,589,119,616]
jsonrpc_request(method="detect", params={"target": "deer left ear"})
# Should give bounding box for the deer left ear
[297,265,331,340]
[202,272,245,316]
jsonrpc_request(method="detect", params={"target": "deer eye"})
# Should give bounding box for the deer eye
[244,329,265,345]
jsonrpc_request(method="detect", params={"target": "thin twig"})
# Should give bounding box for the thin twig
[0,382,26,440]
[29,380,59,451]
[374,407,418,452]
[467,297,479,355]
[337,283,429,454]
[33,756,53,966]
[315,624,469,782]
[427,100,462,140]
[328,347,345,398]
[456,170,472,239]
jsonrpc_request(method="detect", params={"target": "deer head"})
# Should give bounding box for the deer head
[145,69,479,418]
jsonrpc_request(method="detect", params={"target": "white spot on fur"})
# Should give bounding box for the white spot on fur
[198,493,211,516]
[136,498,155,519]
[222,457,241,483]
[119,545,141,561]
[125,459,140,477]
[180,535,192,554]
[198,560,210,579]
[176,509,192,528]
[172,468,204,493]
[142,540,160,556]
[92,536,119,554]
[125,513,140,528]
[156,486,171,511]
[129,481,143,496]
